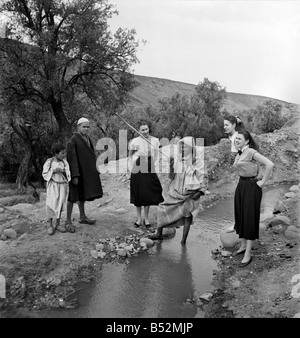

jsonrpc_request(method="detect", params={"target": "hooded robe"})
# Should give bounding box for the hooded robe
[67,132,103,202]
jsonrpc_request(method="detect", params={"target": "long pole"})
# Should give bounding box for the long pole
[114,112,170,160]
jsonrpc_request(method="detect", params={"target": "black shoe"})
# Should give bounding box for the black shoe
[144,223,151,228]
[134,222,141,228]
[240,257,252,267]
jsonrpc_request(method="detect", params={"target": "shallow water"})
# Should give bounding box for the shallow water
[12,184,292,318]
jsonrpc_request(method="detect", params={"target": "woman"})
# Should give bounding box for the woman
[128,120,164,227]
[224,115,245,155]
[224,115,245,232]
[233,130,274,267]
[149,137,208,245]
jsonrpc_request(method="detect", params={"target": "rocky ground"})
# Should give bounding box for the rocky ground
[0,114,299,317]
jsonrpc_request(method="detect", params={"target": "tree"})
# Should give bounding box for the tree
[0,0,140,135]
[251,100,286,134]
[0,0,140,189]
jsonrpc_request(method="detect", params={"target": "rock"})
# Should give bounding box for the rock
[199,292,213,303]
[98,251,106,259]
[3,228,17,239]
[221,250,231,257]
[95,243,104,251]
[220,231,241,248]
[0,241,8,250]
[124,244,134,251]
[268,216,291,227]
[139,238,154,247]
[273,201,287,214]
[289,185,299,192]
[117,249,127,257]
[1,234,7,241]
[272,225,284,234]
[293,313,300,318]
[285,192,296,199]
[0,207,5,213]
[118,242,126,248]
[90,250,98,259]
[284,226,300,240]
[48,277,61,287]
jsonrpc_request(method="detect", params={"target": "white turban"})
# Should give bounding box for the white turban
[77,117,90,125]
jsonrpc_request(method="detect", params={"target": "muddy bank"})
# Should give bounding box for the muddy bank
[203,184,300,318]
[0,179,299,318]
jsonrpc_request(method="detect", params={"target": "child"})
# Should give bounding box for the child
[42,143,71,235]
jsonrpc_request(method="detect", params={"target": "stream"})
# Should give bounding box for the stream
[10,184,293,318]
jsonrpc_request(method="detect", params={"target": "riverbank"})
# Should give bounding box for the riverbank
[204,183,300,318]
[0,177,299,318]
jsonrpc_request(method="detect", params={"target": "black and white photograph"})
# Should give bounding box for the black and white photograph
[0,0,299,322]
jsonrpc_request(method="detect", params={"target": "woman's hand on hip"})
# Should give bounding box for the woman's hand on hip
[256,180,264,188]
[72,177,79,185]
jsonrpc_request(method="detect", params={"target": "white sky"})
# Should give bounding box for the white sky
[108,0,300,104]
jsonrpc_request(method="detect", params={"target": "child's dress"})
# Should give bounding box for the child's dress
[42,158,71,219]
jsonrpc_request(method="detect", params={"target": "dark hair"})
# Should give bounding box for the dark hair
[136,119,152,133]
[224,115,245,132]
[238,130,259,151]
[51,143,66,155]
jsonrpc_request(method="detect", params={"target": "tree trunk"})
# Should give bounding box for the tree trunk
[50,98,72,139]
[16,149,34,193]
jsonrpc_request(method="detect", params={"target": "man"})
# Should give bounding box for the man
[65,117,103,232]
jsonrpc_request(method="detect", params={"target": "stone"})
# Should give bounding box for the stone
[284,226,300,240]
[90,250,98,259]
[117,249,127,257]
[0,207,5,213]
[221,250,231,257]
[293,313,300,318]
[220,231,241,248]
[3,228,17,239]
[139,238,154,247]
[95,243,104,251]
[114,208,127,213]
[98,251,106,259]
[268,216,291,227]
[272,224,284,234]
[118,242,126,248]
[285,192,296,199]
[289,185,299,192]
[273,201,287,214]
[199,292,213,303]
[0,241,8,250]
[1,234,7,241]
[124,244,134,252]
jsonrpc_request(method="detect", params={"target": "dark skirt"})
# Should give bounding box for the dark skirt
[130,156,164,207]
[234,176,262,240]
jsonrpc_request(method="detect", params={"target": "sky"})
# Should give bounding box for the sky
[108,0,300,104]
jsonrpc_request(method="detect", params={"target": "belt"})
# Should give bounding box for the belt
[239,176,257,181]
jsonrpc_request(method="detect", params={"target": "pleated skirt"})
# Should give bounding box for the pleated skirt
[130,156,164,207]
[234,177,262,240]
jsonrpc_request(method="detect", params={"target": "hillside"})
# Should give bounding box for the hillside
[130,75,294,116]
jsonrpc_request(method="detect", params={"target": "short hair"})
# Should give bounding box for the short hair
[51,142,66,155]
[136,119,152,133]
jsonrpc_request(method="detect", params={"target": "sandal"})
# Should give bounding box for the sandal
[134,221,141,228]
[65,221,76,233]
[79,218,96,225]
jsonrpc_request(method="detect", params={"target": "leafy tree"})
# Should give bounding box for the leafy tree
[0,0,140,189]
[250,100,286,134]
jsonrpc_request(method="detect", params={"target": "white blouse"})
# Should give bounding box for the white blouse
[128,136,160,172]
[229,131,239,153]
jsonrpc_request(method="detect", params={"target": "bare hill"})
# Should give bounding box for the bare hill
[129,75,294,115]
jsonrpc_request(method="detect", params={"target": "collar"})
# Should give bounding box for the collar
[238,145,249,155]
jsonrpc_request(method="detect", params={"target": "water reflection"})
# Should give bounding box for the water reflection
[15,184,292,318]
